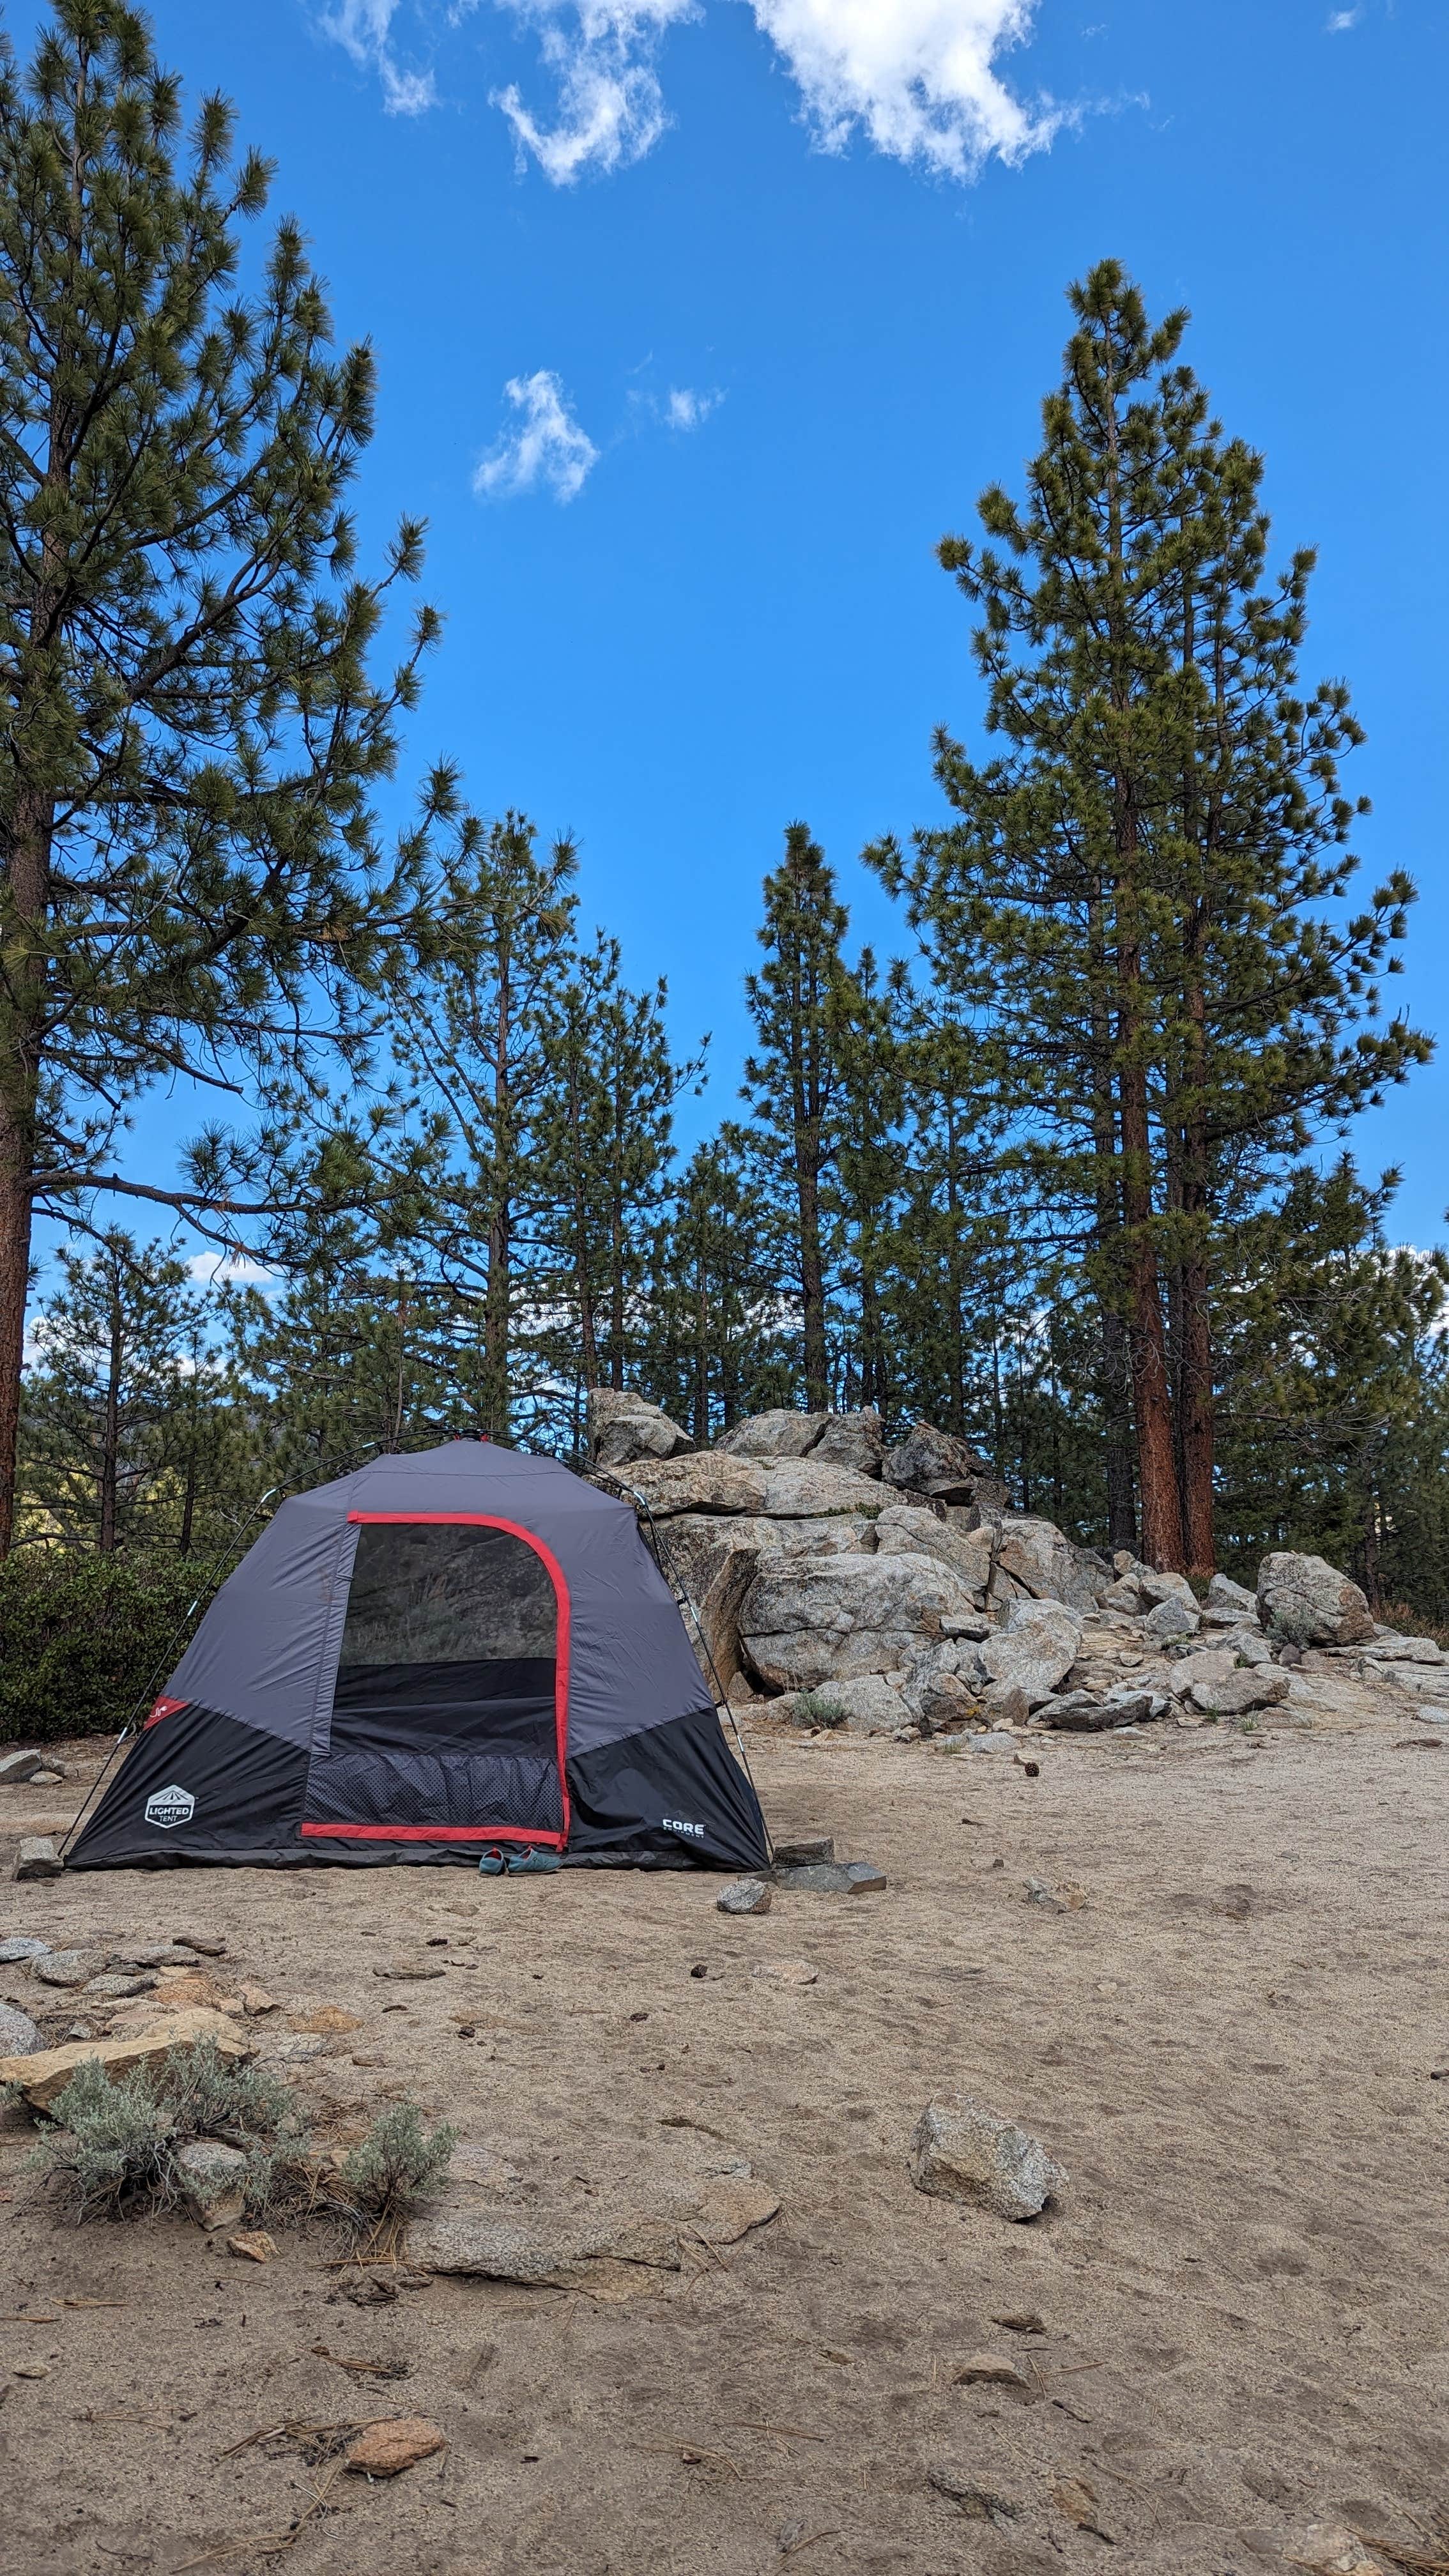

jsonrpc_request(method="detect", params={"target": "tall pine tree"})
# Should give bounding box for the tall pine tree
[873,260,1429,1570]
[0,2,441,1549]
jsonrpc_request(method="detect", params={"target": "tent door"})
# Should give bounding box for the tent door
[300,1514,569,1848]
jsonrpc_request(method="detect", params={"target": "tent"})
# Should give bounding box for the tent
[65,1441,769,1874]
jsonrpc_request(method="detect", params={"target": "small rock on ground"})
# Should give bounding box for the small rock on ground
[14,1838,61,1880]
[909,2094,1066,2221]
[345,2418,447,2478]
[770,1836,834,1866]
[173,1931,227,1956]
[227,2230,277,2262]
[0,1936,50,1963]
[0,1749,47,1784]
[175,2137,249,2231]
[83,1972,158,2000]
[751,1959,818,1987]
[376,1959,447,1981]
[30,1950,92,1988]
[0,2001,43,2055]
[717,1876,772,1915]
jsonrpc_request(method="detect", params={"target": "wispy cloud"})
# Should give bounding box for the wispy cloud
[664,385,722,429]
[1326,6,1361,25]
[491,1,698,182]
[319,3,1062,185]
[750,1,1061,180]
[319,0,437,111]
[473,369,600,501]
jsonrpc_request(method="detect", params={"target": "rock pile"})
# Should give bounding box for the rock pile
[590,1395,1443,1744]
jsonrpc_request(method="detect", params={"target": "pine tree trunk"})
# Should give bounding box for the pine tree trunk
[1179,1245,1214,1573]
[1087,919,1137,1553]
[0,769,54,1557]
[1116,955,1184,1569]
[798,1154,828,1411]
[1100,1301,1138,1552]
[0,1114,33,1561]
[100,1280,121,1554]
[482,944,512,1441]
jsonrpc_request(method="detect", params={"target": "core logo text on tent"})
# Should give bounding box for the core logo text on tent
[145,1785,195,1829]
[664,1818,705,1838]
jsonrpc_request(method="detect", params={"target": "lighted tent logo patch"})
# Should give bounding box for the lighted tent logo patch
[144,1784,195,1830]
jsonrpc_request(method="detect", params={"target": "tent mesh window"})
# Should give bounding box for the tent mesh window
[303,1521,564,1837]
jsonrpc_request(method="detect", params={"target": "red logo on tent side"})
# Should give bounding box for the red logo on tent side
[146,1696,188,1729]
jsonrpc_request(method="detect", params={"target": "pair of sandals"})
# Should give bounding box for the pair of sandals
[477,1844,560,1876]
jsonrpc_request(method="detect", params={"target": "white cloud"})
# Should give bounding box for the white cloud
[664,385,722,429]
[187,1254,277,1287]
[492,0,698,181]
[1326,6,1361,24]
[321,1,1062,183]
[749,1,1059,179]
[319,0,437,111]
[473,369,600,500]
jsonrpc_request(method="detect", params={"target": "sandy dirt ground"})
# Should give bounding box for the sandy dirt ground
[1,1685,1446,2576]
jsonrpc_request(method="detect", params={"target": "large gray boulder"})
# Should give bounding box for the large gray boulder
[588,1388,694,1468]
[618,1453,769,1517]
[740,1553,983,1694]
[780,1674,915,1735]
[1144,1594,1199,1643]
[1189,1667,1291,1716]
[716,1409,827,1460]
[656,1516,770,1693]
[881,1422,999,1506]
[661,1511,875,1691]
[977,1598,1083,1708]
[1206,1571,1258,1616]
[872,1503,993,1602]
[810,1409,884,1478]
[1257,1551,1375,1648]
[992,1515,1105,1614]
[758,1460,890,1519]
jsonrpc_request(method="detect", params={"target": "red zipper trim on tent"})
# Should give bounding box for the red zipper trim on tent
[300,1821,564,1845]
[318,1510,572,1849]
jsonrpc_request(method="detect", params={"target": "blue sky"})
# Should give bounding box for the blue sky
[115,1,1449,1246]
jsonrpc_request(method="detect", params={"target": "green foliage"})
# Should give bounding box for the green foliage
[21,1232,243,1556]
[32,2037,308,2223]
[0,1549,214,1742]
[790,1690,846,1730]
[336,2101,457,2233]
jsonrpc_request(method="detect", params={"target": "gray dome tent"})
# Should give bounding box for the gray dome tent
[66,1442,769,1874]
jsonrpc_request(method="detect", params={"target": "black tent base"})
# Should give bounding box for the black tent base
[65,1703,769,1876]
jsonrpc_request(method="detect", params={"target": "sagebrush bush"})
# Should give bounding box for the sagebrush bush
[336,2103,457,2235]
[32,2037,309,2222]
[791,1690,846,1729]
[0,1552,217,1744]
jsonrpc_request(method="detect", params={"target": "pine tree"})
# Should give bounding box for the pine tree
[739,824,850,1411]
[0,2,441,1550]
[22,1229,219,1550]
[1214,1158,1448,1602]
[538,934,699,1436]
[388,815,577,1443]
[640,1137,794,1443]
[872,260,1430,1570]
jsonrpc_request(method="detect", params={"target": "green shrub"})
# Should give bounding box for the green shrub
[31,2036,310,2223]
[335,2103,457,2238]
[0,1552,218,1744]
[790,1690,846,1730]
